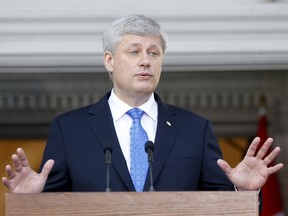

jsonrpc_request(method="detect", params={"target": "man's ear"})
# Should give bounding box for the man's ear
[103,51,114,72]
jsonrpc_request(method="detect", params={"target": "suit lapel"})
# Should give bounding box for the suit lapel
[87,93,135,191]
[144,94,180,190]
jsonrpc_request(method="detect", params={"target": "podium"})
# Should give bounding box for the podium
[5,191,258,216]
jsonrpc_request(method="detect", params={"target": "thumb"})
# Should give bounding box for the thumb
[217,159,232,176]
[40,159,54,179]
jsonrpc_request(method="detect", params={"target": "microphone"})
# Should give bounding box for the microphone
[145,141,155,192]
[103,141,113,192]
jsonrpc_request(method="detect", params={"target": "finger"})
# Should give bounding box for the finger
[2,177,11,189]
[40,159,54,179]
[246,137,260,157]
[16,148,29,167]
[5,165,16,179]
[268,163,284,175]
[256,138,273,159]
[263,146,281,166]
[217,159,232,176]
[11,154,22,172]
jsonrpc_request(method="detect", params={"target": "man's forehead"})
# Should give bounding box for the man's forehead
[120,34,162,46]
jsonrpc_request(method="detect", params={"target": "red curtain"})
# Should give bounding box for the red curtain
[257,106,284,216]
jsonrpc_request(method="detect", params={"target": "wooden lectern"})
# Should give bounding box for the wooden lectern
[5,191,258,216]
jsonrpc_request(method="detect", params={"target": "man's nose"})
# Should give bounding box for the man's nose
[138,53,151,68]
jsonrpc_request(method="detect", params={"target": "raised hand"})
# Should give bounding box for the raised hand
[2,148,54,193]
[217,137,283,191]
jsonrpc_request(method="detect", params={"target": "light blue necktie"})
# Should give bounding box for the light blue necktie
[127,108,148,192]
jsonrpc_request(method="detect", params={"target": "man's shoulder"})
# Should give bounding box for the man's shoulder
[155,92,208,123]
[166,103,207,119]
[54,104,94,121]
[54,92,110,121]
[163,102,210,127]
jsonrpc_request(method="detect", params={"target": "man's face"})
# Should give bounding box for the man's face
[104,34,164,101]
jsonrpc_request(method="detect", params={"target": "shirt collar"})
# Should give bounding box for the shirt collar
[108,89,158,122]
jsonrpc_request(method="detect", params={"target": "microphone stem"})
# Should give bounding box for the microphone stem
[106,163,111,192]
[105,149,112,192]
[149,162,154,191]
[148,149,154,191]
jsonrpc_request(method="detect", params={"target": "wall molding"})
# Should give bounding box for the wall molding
[0,71,285,138]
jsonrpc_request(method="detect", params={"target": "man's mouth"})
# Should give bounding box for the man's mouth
[137,72,152,77]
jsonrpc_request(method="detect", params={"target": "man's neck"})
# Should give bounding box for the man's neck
[113,89,152,108]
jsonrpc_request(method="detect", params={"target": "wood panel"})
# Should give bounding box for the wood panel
[0,140,46,216]
[5,192,258,216]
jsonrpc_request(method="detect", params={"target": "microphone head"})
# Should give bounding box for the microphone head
[145,141,154,153]
[103,141,113,153]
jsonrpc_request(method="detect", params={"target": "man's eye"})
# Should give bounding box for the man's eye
[129,50,138,55]
[149,52,158,57]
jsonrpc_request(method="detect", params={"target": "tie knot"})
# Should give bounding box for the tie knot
[127,108,144,120]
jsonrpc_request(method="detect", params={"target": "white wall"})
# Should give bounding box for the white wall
[1,0,288,72]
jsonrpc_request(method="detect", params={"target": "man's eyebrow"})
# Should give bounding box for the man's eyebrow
[128,43,160,49]
[127,43,141,47]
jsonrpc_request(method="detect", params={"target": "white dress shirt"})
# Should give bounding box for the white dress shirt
[108,89,158,172]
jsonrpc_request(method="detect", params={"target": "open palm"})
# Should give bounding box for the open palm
[217,137,283,191]
[2,148,54,193]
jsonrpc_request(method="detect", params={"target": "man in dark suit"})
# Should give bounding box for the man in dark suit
[2,14,283,194]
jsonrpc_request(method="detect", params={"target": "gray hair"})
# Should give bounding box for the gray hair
[102,14,168,54]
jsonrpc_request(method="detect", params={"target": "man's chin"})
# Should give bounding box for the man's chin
[135,87,155,95]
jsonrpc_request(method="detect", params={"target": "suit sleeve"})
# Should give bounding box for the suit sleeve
[39,118,72,192]
[198,121,234,191]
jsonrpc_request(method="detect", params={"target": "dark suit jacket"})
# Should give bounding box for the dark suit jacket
[40,92,233,192]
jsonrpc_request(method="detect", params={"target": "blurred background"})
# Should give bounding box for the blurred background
[0,0,287,215]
